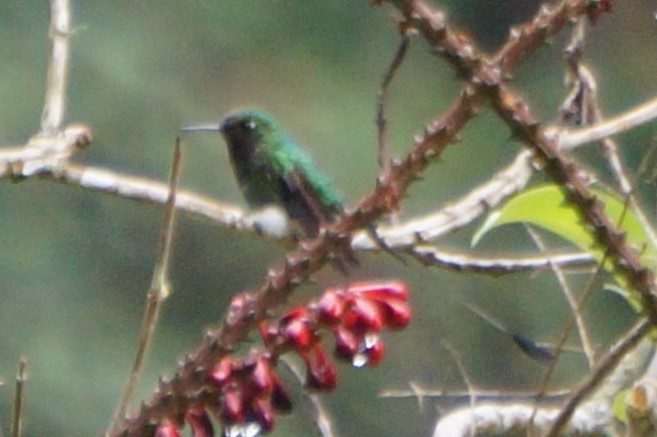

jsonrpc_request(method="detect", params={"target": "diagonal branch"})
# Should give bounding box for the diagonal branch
[109,140,183,434]
[390,0,657,349]
[114,1,629,433]
[115,60,482,437]
[386,0,657,432]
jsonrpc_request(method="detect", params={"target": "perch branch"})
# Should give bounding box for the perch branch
[557,96,657,151]
[406,245,592,274]
[384,1,657,432]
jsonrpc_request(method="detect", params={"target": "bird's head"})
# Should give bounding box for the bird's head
[219,110,277,147]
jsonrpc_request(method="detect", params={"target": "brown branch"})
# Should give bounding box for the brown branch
[387,0,657,432]
[14,0,650,434]
[377,33,410,172]
[490,82,657,324]
[114,1,623,433]
[115,57,481,437]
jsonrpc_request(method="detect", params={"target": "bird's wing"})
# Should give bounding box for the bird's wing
[281,168,337,238]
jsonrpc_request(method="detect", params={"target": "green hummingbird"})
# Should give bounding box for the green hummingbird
[182,109,343,238]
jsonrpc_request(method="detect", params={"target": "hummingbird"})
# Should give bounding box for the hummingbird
[182,109,344,239]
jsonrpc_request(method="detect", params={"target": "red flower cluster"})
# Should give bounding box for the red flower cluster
[211,352,292,434]
[155,281,411,436]
[316,281,411,368]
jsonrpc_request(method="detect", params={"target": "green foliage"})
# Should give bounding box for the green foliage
[473,184,656,308]
[612,389,630,424]
[474,184,655,263]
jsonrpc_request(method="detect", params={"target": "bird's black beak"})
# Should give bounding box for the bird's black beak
[180,124,222,133]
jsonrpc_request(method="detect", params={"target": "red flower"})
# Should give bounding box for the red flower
[252,397,276,431]
[316,289,345,324]
[155,419,180,437]
[280,308,319,351]
[221,386,245,423]
[303,345,338,390]
[378,297,412,330]
[334,325,360,361]
[176,280,411,435]
[210,357,234,384]
[185,407,214,437]
[347,281,409,301]
[250,355,274,394]
[343,297,384,334]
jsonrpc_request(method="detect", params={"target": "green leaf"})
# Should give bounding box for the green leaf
[612,389,629,424]
[472,184,657,270]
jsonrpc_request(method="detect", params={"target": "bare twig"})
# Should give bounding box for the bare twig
[51,164,247,229]
[526,195,635,430]
[407,245,593,274]
[353,149,535,248]
[380,383,570,402]
[526,226,595,368]
[438,336,477,435]
[559,18,657,252]
[280,358,335,437]
[529,249,609,430]
[556,96,657,151]
[109,140,183,434]
[377,33,410,173]
[40,0,71,137]
[11,359,27,437]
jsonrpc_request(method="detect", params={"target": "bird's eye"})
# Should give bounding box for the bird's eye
[245,119,257,130]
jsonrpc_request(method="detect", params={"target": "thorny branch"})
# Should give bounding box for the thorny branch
[397,0,657,324]
[386,0,657,432]
[116,0,637,434]
[6,0,657,435]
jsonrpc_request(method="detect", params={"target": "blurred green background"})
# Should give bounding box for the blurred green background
[0,1,656,435]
